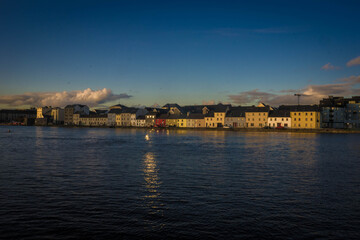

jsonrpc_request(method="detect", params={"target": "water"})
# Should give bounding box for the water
[0,126,360,239]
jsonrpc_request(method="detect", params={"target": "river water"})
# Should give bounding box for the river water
[0,126,359,239]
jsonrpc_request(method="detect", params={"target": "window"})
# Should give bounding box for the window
[294,118,296,121]
[298,118,300,121]
[311,113,313,116]
[306,113,308,116]
[310,118,313,121]
[305,118,307,121]
[251,123,254,126]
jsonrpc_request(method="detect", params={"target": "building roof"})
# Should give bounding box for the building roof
[108,109,122,114]
[182,105,205,114]
[186,113,204,119]
[205,111,215,117]
[157,114,169,119]
[205,103,231,112]
[226,107,246,117]
[241,106,271,112]
[278,105,320,112]
[268,110,290,117]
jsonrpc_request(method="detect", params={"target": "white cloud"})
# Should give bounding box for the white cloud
[0,88,132,108]
[321,63,340,70]
[347,56,360,67]
[228,75,360,106]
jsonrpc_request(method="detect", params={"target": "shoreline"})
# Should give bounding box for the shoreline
[2,124,360,134]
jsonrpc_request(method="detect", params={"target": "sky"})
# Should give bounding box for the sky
[0,0,360,108]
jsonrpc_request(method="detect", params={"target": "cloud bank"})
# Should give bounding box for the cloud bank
[228,75,360,106]
[347,56,360,67]
[0,88,132,108]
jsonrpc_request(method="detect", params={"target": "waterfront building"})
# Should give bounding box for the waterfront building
[37,107,52,119]
[135,115,146,127]
[35,107,52,125]
[224,107,246,128]
[0,109,36,124]
[120,108,137,127]
[268,110,291,128]
[51,107,64,125]
[205,111,216,128]
[130,112,137,126]
[64,104,89,125]
[107,111,116,127]
[320,96,346,129]
[186,113,205,128]
[77,114,108,126]
[345,97,360,128]
[166,114,180,127]
[244,104,271,128]
[145,111,157,127]
[156,114,168,127]
[279,105,321,129]
[177,115,187,127]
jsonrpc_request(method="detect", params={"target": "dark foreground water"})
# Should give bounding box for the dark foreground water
[0,126,360,239]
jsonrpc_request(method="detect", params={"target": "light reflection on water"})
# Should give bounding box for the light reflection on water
[0,126,360,239]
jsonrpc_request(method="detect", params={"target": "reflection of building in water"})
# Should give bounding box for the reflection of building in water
[143,152,162,213]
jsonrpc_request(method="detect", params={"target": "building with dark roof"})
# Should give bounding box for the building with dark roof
[186,113,205,128]
[278,105,320,129]
[64,104,89,125]
[244,105,271,128]
[225,107,246,128]
[268,110,291,128]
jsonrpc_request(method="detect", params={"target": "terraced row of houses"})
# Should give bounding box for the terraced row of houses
[32,95,360,129]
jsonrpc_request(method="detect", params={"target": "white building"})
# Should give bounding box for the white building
[268,110,291,128]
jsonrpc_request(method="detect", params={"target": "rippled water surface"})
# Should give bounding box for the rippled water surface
[1,126,360,239]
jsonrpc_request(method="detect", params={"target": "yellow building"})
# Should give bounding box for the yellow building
[166,115,179,127]
[279,105,321,129]
[243,104,270,128]
[177,116,187,127]
[205,112,216,128]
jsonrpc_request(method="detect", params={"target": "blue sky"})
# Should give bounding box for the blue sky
[0,0,359,108]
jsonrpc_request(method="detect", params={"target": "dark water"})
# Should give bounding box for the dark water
[0,126,360,239]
